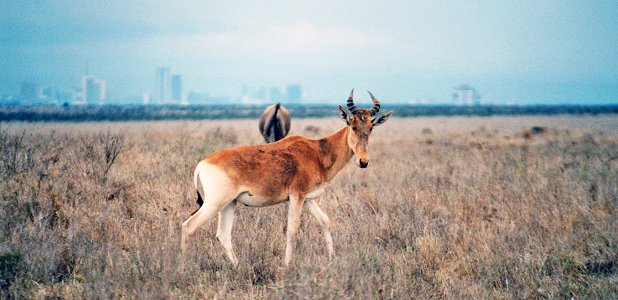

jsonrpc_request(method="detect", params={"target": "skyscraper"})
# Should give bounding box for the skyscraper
[82,75,106,105]
[171,74,183,104]
[19,81,40,104]
[269,86,283,102]
[452,84,480,105]
[42,86,58,104]
[156,67,171,103]
[286,84,301,103]
[58,87,79,104]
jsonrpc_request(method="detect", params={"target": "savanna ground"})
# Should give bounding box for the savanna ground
[1,115,617,299]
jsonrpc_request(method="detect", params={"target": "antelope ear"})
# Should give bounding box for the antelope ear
[372,111,392,126]
[338,105,350,124]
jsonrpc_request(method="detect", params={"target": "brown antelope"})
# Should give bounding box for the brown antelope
[181,90,392,267]
[258,102,291,143]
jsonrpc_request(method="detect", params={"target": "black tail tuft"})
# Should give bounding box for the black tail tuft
[196,190,203,207]
[190,189,204,216]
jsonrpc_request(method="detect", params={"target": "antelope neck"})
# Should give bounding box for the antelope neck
[318,126,354,181]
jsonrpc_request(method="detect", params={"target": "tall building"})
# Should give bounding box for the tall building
[156,67,171,103]
[42,86,58,104]
[254,86,266,101]
[142,92,152,105]
[269,86,283,102]
[240,85,268,104]
[171,74,183,104]
[82,75,106,105]
[58,87,79,104]
[452,84,480,105]
[286,84,301,103]
[20,81,40,103]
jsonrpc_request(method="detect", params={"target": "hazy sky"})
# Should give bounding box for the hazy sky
[1,0,617,104]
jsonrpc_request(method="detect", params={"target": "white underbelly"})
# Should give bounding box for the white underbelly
[235,184,327,207]
[305,186,326,199]
[235,192,287,207]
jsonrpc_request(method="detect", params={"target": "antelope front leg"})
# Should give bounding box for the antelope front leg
[284,194,305,267]
[304,200,334,260]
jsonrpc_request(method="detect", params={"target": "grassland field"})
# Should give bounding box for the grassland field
[0,115,617,298]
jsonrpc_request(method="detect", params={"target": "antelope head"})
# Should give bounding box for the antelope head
[338,89,392,168]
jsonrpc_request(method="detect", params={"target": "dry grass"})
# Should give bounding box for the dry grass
[1,115,617,299]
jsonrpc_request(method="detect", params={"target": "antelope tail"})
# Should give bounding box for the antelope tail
[266,103,282,142]
[270,103,281,124]
[189,167,204,216]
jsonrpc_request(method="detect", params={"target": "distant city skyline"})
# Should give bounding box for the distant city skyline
[1,1,617,105]
[6,67,316,105]
[3,69,614,106]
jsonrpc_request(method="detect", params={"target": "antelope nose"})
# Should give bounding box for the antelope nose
[359,160,369,168]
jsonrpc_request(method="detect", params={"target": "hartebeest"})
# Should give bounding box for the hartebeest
[258,102,291,143]
[181,90,392,267]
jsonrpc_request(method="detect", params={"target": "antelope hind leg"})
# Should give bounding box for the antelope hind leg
[180,203,223,268]
[216,200,239,266]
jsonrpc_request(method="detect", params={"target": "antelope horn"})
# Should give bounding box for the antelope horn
[367,91,381,116]
[346,89,357,113]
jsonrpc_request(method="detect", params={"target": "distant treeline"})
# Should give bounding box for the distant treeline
[1,103,617,122]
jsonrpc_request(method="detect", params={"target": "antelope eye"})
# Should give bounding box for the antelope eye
[352,126,357,131]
